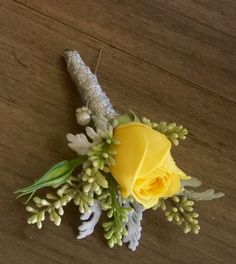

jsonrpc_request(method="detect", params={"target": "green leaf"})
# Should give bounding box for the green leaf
[15,156,86,202]
[115,110,140,126]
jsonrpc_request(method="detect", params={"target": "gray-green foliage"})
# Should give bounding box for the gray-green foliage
[77,201,102,239]
[180,177,224,201]
[123,201,144,251]
[141,117,188,145]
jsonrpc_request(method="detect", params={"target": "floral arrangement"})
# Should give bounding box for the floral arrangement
[16,50,224,251]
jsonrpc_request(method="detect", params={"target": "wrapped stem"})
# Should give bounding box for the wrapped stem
[63,49,117,119]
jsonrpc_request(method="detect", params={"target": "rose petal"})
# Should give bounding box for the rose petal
[161,152,190,180]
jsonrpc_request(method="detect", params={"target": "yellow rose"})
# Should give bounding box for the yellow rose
[110,122,189,209]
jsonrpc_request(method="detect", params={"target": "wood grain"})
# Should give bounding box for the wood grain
[14,0,236,102]
[0,1,236,264]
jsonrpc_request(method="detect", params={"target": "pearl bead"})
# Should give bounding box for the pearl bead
[76,106,91,126]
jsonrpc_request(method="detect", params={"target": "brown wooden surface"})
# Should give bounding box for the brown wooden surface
[0,1,235,263]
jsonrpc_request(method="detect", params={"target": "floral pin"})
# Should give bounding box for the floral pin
[16,50,224,251]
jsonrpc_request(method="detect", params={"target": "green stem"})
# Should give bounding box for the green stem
[69,156,87,168]
[108,177,121,226]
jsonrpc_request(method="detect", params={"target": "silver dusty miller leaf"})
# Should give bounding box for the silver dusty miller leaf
[66,125,103,155]
[77,200,101,239]
[123,201,144,251]
[67,115,114,156]
[180,177,224,201]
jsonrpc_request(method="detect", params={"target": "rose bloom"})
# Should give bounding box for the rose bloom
[110,122,189,209]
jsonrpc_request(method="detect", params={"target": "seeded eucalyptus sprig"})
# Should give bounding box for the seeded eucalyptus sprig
[152,196,200,234]
[98,190,112,211]
[81,168,108,196]
[141,117,188,145]
[26,181,76,229]
[165,196,200,234]
[25,175,96,228]
[73,183,95,214]
[87,135,119,172]
[102,177,133,248]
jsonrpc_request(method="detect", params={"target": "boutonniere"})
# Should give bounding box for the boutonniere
[16,50,224,251]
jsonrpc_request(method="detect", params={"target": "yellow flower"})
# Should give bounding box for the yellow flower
[110,122,189,209]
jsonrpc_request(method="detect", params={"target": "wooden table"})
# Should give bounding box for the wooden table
[0,1,235,263]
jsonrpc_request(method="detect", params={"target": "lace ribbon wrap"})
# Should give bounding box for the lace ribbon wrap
[63,49,117,119]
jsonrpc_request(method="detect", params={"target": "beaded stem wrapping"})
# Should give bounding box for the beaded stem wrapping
[63,49,117,119]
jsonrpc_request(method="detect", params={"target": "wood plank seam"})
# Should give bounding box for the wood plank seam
[11,0,236,105]
[140,0,236,39]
